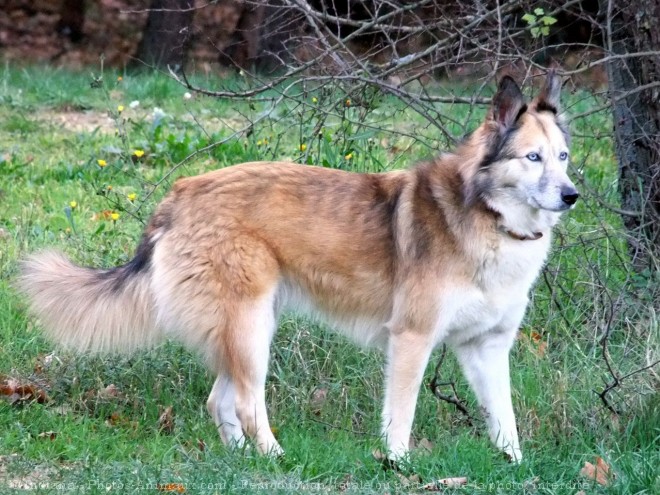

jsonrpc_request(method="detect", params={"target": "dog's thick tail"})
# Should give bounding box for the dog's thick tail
[17,249,160,354]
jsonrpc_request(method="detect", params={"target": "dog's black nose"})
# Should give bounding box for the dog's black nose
[561,188,579,206]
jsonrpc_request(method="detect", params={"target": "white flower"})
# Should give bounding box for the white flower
[183,92,192,100]
[153,107,167,120]
[129,100,140,109]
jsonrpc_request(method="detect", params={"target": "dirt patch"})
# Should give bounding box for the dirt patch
[40,109,117,133]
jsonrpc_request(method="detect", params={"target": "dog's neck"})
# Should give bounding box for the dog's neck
[501,228,543,241]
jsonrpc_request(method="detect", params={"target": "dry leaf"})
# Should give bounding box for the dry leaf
[106,411,123,427]
[309,386,328,415]
[158,406,175,434]
[37,431,57,441]
[580,456,613,486]
[98,384,120,399]
[0,377,49,405]
[337,474,353,492]
[157,483,186,493]
[395,471,421,487]
[416,437,434,453]
[422,477,468,490]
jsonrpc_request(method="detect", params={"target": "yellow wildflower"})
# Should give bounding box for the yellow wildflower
[117,105,125,113]
[345,153,353,160]
[97,159,107,167]
[312,97,318,104]
[127,193,137,202]
[110,212,120,221]
[117,76,123,82]
[133,149,145,158]
[106,185,113,191]
[299,143,307,152]
[69,201,77,209]
[345,99,351,107]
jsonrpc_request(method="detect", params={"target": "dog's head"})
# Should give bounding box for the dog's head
[472,72,579,214]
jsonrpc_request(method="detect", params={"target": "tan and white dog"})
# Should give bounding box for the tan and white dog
[19,73,578,463]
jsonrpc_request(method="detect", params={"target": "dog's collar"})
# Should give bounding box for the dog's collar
[502,229,543,241]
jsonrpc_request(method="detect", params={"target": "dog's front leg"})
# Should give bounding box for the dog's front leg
[454,329,522,462]
[381,329,434,461]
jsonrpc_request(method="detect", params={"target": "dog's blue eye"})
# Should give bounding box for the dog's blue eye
[559,151,568,160]
[526,152,541,162]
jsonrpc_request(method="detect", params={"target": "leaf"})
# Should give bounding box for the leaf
[310,386,329,415]
[37,431,57,441]
[580,457,613,486]
[422,477,468,490]
[531,27,541,38]
[416,437,434,453]
[521,13,536,24]
[534,7,544,15]
[0,376,49,405]
[98,383,120,399]
[157,483,186,493]
[541,26,550,36]
[541,16,558,25]
[395,471,421,487]
[158,406,175,434]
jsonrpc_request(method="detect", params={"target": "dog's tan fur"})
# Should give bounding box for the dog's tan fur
[19,73,577,461]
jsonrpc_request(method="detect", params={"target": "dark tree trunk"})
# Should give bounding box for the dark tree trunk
[604,0,660,272]
[57,0,85,42]
[134,0,194,69]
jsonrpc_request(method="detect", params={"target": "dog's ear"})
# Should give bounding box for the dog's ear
[491,76,526,131]
[532,70,562,114]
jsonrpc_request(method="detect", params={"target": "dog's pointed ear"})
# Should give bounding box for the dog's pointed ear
[491,76,526,131]
[532,70,562,114]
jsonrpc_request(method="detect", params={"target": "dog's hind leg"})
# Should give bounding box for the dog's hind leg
[224,292,283,456]
[207,373,244,448]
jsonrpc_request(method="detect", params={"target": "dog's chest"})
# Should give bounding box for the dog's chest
[439,239,549,344]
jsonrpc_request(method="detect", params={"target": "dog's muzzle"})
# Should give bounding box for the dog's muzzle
[561,186,579,207]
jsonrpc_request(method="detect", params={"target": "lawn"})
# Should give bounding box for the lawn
[0,65,657,494]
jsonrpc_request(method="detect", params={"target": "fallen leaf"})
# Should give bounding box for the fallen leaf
[309,386,328,415]
[416,437,434,453]
[580,456,613,486]
[158,406,175,434]
[0,377,49,405]
[422,477,468,490]
[337,474,353,492]
[395,471,421,487]
[106,411,123,427]
[157,483,186,493]
[37,431,57,441]
[98,383,120,399]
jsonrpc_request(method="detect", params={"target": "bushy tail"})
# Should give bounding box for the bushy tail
[17,250,160,354]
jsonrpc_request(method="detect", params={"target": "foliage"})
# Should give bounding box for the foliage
[522,8,558,38]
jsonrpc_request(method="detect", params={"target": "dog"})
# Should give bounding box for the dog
[18,72,578,463]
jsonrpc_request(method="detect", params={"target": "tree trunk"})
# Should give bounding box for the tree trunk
[134,0,194,69]
[604,0,660,272]
[57,0,85,42]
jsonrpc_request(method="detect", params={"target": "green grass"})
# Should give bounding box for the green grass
[0,64,658,494]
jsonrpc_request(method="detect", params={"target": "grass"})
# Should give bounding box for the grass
[0,64,658,494]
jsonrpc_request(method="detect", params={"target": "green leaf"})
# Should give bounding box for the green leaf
[541,16,557,26]
[541,26,550,36]
[534,8,544,15]
[522,13,536,24]
[531,27,541,38]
